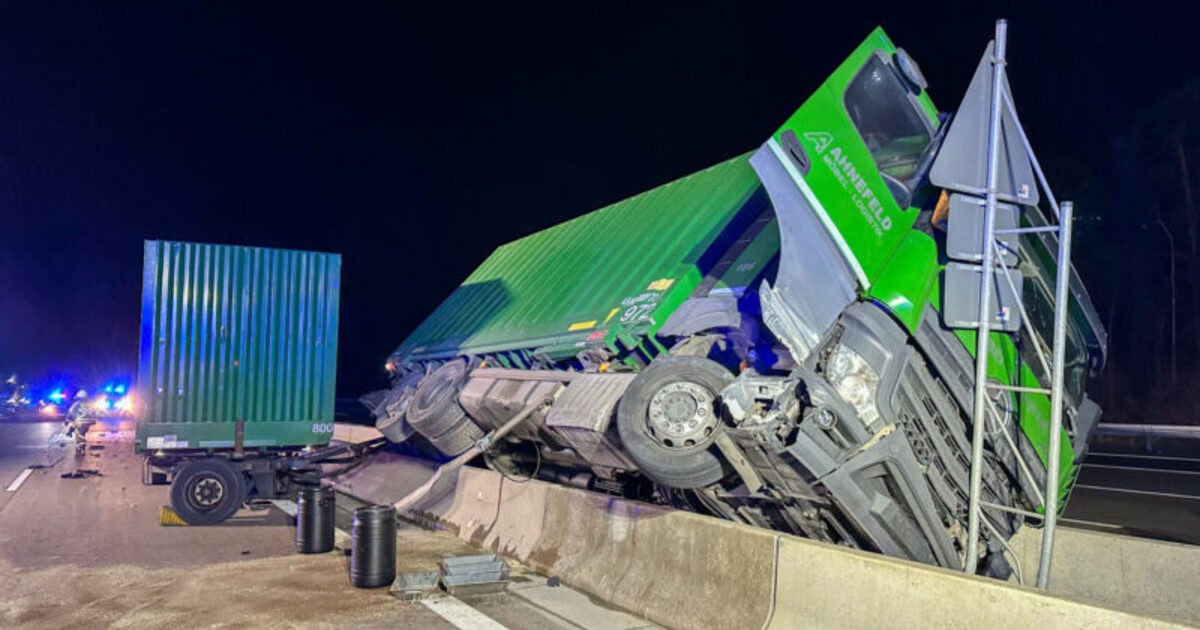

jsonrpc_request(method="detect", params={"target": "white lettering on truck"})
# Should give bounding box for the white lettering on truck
[805,132,892,238]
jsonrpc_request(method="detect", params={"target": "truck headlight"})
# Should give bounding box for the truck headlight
[827,345,881,427]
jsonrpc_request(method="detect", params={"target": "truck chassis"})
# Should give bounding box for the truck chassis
[377,300,1036,576]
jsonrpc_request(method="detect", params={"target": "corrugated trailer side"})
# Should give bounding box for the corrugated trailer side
[392,153,779,366]
[135,240,341,453]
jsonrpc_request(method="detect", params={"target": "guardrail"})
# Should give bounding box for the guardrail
[1095,423,1200,439]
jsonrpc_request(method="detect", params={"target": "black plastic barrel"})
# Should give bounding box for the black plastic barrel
[350,505,396,588]
[296,485,336,554]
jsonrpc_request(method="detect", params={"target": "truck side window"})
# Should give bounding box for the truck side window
[843,55,933,206]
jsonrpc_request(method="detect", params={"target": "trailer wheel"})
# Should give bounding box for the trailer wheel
[617,356,733,489]
[406,359,484,455]
[170,458,247,525]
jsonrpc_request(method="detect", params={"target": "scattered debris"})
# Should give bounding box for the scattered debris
[391,571,440,602]
[60,469,102,479]
[439,553,510,595]
[546,576,560,587]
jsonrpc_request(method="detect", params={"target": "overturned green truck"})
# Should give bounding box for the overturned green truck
[371,25,1106,576]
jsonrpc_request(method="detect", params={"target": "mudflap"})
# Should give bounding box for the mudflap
[818,428,959,567]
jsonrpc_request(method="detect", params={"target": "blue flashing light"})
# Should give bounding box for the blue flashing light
[104,385,114,393]
[48,390,65,402]
[115,384,126,394]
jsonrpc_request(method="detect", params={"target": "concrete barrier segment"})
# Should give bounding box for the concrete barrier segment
[1011,525,1200,625]
[485,475,777,630]
[482,476,549,561]
[768,535,1190,630]
[332,423,383,444]
[435,465,504,544]
[333,450,1194,630]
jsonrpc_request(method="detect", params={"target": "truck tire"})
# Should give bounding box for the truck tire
[170,458,247,525]
[375,371,424,443]
[406,359,484,456]
[617,356,733,489]
[375,400,411,443]
[425,420,484,456]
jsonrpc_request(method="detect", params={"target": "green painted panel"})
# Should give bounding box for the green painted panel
[768,27,940,289]
[393,154,766,363]
[135,241,341,452]
[868,230,938,332]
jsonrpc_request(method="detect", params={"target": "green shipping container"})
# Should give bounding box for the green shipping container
[392,154,780,365]
[135,241,341,453]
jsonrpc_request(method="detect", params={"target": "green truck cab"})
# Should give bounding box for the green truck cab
[375,25,1106,577]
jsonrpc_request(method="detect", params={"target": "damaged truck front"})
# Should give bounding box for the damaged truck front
[370,24,1106,577]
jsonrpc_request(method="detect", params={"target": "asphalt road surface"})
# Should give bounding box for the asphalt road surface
[0,415,657,629]
[1063,433,1200,545]
[0,415,63,512]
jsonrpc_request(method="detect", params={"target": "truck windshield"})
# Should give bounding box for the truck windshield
[843,54,933,195]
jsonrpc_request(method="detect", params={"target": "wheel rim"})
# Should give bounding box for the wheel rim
[646,381,720,449]
[187,474,226,511]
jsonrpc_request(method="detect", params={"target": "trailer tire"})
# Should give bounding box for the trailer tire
[617,356,733,489]
[170,458,246,525]
[407,359,484,455]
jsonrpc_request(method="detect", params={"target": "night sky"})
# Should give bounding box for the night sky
[0,3,1195,404]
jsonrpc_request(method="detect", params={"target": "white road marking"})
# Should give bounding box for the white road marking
[1060,517,1124,530]
[1074,483,1200,501]
[1088,452,1200,464]
[6,468,33,492]
[421,596,510,630]
[1081,463,1200,476]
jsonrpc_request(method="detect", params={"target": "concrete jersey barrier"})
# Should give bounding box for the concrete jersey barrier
[330,452,1194,629]
[1010,525,1200,624]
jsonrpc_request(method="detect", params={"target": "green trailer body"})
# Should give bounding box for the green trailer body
[393,154,779,366]
[135,240,341,453]
[390,28,932,368]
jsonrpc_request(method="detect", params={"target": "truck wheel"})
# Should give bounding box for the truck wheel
[375,371,423,443]
[617,356,733,489]
[170,458,247,525]
[406,359,484,455]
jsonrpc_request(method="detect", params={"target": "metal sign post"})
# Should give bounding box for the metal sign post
[949,19,1076,588]
[964,18,1009,575]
